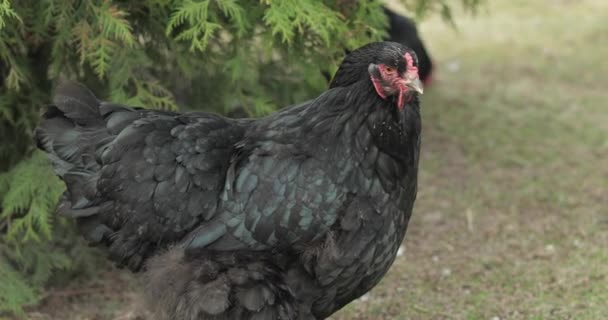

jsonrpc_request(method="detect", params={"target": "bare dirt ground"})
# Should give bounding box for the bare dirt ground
[23,0,608,319]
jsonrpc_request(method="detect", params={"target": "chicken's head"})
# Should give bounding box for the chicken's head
[329,42,424,110]
[368,49,424,111]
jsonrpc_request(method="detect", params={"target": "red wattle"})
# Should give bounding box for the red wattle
[397,89,404,110]
[371,76,387,100]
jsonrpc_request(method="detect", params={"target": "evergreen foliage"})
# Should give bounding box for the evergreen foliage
[0,0,481,315]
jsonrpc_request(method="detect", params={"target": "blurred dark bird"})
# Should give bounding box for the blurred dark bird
[36,41,422,320]
[229,7,433,119]
[316,8,434,90]
[383,7,434,85]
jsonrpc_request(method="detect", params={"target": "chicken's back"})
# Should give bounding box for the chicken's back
[36,82,248,270]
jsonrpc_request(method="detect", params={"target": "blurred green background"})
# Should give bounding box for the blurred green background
[1,0,607,319]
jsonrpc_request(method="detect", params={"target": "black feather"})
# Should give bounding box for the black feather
[52,81,101,126]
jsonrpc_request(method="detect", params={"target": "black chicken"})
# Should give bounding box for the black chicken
[36,41,423,320]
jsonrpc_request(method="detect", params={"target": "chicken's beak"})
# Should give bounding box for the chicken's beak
[405,76,424,95]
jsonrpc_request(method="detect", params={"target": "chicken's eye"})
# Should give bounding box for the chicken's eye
[385,66,396,74]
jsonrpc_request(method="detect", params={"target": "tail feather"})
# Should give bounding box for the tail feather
[52,81,102,126]
[36,81,167,270]
[62,169,98,209]
[35,81,114,235]
[35,81,107,174]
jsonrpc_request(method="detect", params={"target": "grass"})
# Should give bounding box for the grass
[24,0,608,319]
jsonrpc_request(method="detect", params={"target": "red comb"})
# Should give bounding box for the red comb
[404,52,419,78]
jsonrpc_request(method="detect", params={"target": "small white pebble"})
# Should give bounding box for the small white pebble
[545,244,556,254]
[441,268,452,277]
[542,47,554,57]
[432,255,439,263]
[447,60,460,73]
[490,317,500,320]
[396,246,405,257]
[422,211,443,223]
[357,294,370,303]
